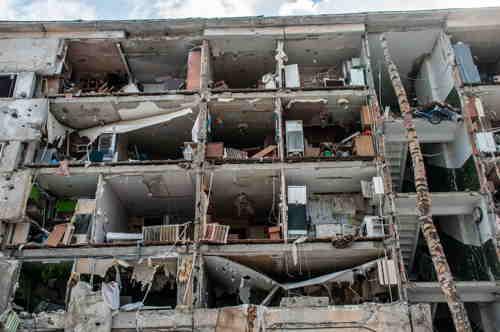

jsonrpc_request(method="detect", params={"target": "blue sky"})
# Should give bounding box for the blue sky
[1,0,500,20]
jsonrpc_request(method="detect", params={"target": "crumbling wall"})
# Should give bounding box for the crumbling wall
[0,170,31,222]
[20,302,432,331]
[0,38,65,75]
[93,177,128,243]
[65,282,112,332]
[0,259,20,313]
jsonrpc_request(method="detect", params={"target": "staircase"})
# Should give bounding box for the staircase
[396,215,420,272]
[384,141,408,192]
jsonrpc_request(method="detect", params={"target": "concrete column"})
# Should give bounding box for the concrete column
[0,259,20,313]
[477,302,500,332]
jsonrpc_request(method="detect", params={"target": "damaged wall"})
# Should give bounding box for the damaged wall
[0,38,65,75]
[93,176,128,243]
[19,302,432,331]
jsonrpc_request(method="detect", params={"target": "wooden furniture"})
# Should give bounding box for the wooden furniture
[142,223,190,243]
[354,135,375,157]
[202,223,230,243]
[360,105,374,129]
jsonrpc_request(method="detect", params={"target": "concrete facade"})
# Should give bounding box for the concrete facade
[0,7,499,332]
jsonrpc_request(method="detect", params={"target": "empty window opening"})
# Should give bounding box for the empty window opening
[0,74,16,97]
[93,174,195,244]
[207,99,278,161]
[282,37,365,89]
[283,98,373,160]
[208,170,281,241]
[12,175,98,248]
[14,262,72,313]
[209,39,277,90]
[53,39,200,95]
[204,256,397,309]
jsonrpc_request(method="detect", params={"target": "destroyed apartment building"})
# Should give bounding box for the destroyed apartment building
[0,6,499,332]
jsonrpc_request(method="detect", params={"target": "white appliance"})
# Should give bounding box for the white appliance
[476,132,497,153]
[285,120,305,156]
[361,216,385,238]
[349,68,365,86]
[288,185,307,205]
[284,64,300,88]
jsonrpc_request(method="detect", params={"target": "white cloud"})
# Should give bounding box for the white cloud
[278,0,500,16]
[0,0,97,20]
[128,0,277,19]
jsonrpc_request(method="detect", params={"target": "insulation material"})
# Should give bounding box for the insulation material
[78,108,193,142]
[307,195,358,225]
[74,199,96,215]
[131,262,159,288]
[74,258,130,277]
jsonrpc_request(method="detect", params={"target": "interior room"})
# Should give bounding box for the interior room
[448,26,500,84]
[73,258,179,310]
[207,35,278,89]
[281,92,374,159]
[0,74,16,97]
[36,96,200,164]
[207,167,281,241]
[368,30,447,109]
[207,97,278,161]
[285,163,379,240]
[48,38,201,95]
[282,32,366,89]
[203,255,396,308]
[5,174,99,248]
[92,172,195,244]
[14,262,73,313]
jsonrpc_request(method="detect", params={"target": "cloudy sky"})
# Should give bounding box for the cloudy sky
[1,0,500,20]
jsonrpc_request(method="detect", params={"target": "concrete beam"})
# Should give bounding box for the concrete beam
[384,118,460,143]
[7,244,190,262]
[407,282,500,303]
[394,192,485,216]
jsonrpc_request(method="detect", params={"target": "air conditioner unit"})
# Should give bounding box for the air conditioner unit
[361,216,385,238]
[285,120,304,156]
[476,132,497,153]
[97,133,117,162]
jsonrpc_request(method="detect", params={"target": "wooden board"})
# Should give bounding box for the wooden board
[251,145,277,159]
[46,224,67,247]
[62,224,75,245]
[12,223,30,245]
[206,142,224,158]
[360,105,374,128]
[354,135,375,157]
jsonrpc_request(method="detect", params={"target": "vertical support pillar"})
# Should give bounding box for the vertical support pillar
[0,259,20,313]
[380,34,471,332]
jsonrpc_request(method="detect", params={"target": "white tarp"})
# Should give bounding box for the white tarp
[282,259,380,290]
[78,108,193,142]
[101,281,120,310]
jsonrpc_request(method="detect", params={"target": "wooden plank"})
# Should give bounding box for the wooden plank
[46,224,67,247]
[12,223,30,245]
[360,105,374,128]
[62,224,75,245]
[354,135,375,157]
[251,145,277,159]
